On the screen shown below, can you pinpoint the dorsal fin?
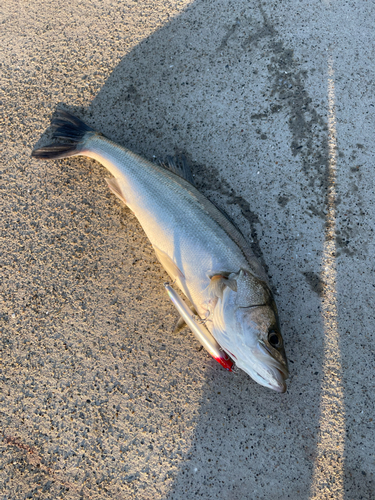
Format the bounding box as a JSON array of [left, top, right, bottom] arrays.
[[160, 155, 196, 186]]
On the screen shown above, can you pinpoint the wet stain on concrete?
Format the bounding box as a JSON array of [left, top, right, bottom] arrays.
[[240, 5, 364, 259], [242, 15, 275, 48], [278, 195, 290, 207], [307, 204, 326, 220], [216, 19, 241, 53], [245, 6, 330, 197], [303, 271, 324, 297], [335, 231, 357, 257]]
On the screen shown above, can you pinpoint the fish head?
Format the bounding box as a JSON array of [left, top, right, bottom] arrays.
[[233, 302, 289, 393], [211, 269, 289, 392]]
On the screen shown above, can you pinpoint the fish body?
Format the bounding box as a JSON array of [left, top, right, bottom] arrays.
[[32, 110, 288, 392]]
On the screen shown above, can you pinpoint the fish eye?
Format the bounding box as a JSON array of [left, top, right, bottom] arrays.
[[268, 329, 282, 348]]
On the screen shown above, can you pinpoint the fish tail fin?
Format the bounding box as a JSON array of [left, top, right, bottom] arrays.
[[31, 110, 95, 159]]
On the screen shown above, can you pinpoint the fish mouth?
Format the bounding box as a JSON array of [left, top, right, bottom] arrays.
[[256, 366, 287, 393], [270, 368, 287, 393], [236, 343, 288, 393]]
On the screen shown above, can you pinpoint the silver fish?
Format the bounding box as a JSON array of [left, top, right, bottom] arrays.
[[32, 110, 289, 392]]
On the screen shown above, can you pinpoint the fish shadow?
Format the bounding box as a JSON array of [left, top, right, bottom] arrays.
[[33, 0, 358, 498], [86, 2, 330, 499]]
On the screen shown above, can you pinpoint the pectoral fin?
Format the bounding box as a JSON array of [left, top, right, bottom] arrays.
[[106, 178, 127, 205], [207, 274, 237, 299], [153, 246, 185, 281]]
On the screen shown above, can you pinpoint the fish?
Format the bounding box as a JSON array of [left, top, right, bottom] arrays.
[[32, 109, 289, 392]]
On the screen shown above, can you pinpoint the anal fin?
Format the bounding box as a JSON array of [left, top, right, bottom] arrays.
[[106, 178, 127, 205]]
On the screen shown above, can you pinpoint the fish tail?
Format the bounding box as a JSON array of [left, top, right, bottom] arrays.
[[31, 110, 95, 159]]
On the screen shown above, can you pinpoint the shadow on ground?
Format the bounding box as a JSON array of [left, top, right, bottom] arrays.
[[82, 2, 327, 498], [17, 0, 375, 498]]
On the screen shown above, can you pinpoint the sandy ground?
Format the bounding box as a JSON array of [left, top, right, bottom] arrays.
[[1, 0, 375, 498]]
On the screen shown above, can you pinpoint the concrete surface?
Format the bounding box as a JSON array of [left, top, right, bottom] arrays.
[[1, 0, 375, 498]]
